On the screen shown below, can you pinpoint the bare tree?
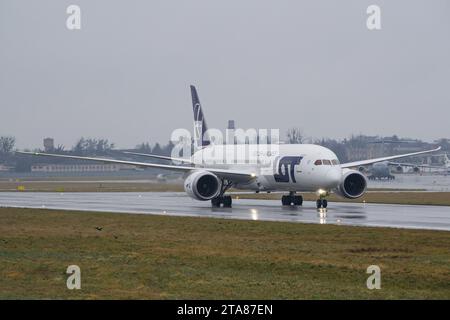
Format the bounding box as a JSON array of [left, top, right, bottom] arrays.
[[286, 128, 305, 144], [73, 137, 86, 155], [136, 142, 152, 152], [72, 137, 114, 155], [0, 136, 16, 154], [55, 144, 65, 152]]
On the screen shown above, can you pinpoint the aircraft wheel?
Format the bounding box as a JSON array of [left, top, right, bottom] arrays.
[[316, 199, 322, 209], [223, 196, 232, 208], [322, 199, 328, 208], [211, 197, 221, 207], [281, 195, 291, 206], [293, 195, 303, 206]]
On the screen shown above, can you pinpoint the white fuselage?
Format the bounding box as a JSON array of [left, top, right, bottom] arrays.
[[190, 144, 343, 192]]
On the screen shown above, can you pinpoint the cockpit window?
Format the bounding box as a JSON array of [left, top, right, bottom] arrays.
[[322, 160, 331, 165], [314, 160, 322, 165], [331, 159, 340, 165]]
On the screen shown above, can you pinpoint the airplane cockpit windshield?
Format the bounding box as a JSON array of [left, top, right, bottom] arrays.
[[314, 159, 340, 166]]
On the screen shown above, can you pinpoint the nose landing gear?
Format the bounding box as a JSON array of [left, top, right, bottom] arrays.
[[281, 192, 303, 206], [316, 199, 328, 209], [316, 189, 329, 209]]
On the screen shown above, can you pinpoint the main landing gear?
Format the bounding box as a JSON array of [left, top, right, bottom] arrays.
[[211, 180, 233, 208], [211, 195, 232, 208], [281, 191, 303, 206]]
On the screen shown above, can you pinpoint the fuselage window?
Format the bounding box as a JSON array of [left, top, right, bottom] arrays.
[[314, 160, 322, 165], [323, 160, 332, 165]]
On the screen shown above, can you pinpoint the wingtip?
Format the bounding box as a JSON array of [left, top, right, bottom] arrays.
[[16, 151, 43, 156]]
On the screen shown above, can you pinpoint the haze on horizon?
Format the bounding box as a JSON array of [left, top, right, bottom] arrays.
[[1, 0, 449, 149]]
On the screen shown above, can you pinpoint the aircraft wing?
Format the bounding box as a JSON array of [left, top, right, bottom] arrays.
[[340, 147, 441, 169], [123, 151, 194, 164], [16, 151, 255, 182]]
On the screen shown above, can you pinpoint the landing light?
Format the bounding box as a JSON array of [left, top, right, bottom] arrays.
[[316, 189, 327, 196], [250, 173, 256, 178], [250, 209, 259, 220]]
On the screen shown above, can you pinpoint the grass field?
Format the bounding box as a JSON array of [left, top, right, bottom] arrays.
[[0, 207, 449, 299], [0, 181, 184, 193]]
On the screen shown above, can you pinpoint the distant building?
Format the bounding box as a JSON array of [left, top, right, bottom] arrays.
[[0, 164, 13, 172], [227, 120, 236, 144], [31, 164, 138, 172], [43, 138, 54, 152]]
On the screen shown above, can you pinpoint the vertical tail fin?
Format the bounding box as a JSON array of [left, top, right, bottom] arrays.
[[191, 85, 210, 149]]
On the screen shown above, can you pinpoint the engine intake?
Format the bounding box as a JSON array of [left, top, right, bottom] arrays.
[[184, 170, 221, 201], [335, 169, 367, 199]]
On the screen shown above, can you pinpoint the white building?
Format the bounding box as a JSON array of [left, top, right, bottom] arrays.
[[0, 164, 13, 172]]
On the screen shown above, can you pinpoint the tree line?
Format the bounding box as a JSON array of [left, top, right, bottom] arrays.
[[0, 132, 448, 172]]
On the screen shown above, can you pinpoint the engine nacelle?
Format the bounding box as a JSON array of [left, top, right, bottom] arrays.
[[335, 169, 367, 199], [184, 170, 222, 201]]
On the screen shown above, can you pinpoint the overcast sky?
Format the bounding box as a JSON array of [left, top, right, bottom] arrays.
[[1, 0, 449, 149]]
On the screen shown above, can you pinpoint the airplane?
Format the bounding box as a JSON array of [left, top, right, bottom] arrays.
[[359, 161, 396, 180], [359, 154, 449, 180], [391, 153, 450, 174], [437, 154, 450, 174], [17, 85, 441, 209]]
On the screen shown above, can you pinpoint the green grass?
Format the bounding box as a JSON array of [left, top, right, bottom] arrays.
[[0, 181, 184, 193], [0, 207, 449, 299]]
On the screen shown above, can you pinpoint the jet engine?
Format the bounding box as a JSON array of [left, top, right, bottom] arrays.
[[184, 170, 222, 201], [335, 169, 367, 199]]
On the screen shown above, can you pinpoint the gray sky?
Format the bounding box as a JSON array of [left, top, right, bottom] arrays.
[[1, 0, 449, 149]]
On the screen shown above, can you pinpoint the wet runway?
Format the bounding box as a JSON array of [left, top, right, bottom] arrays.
[[0, 192, 449, 231]]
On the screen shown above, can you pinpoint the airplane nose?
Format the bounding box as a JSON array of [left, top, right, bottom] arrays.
[[326, 168, 342, 187]]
